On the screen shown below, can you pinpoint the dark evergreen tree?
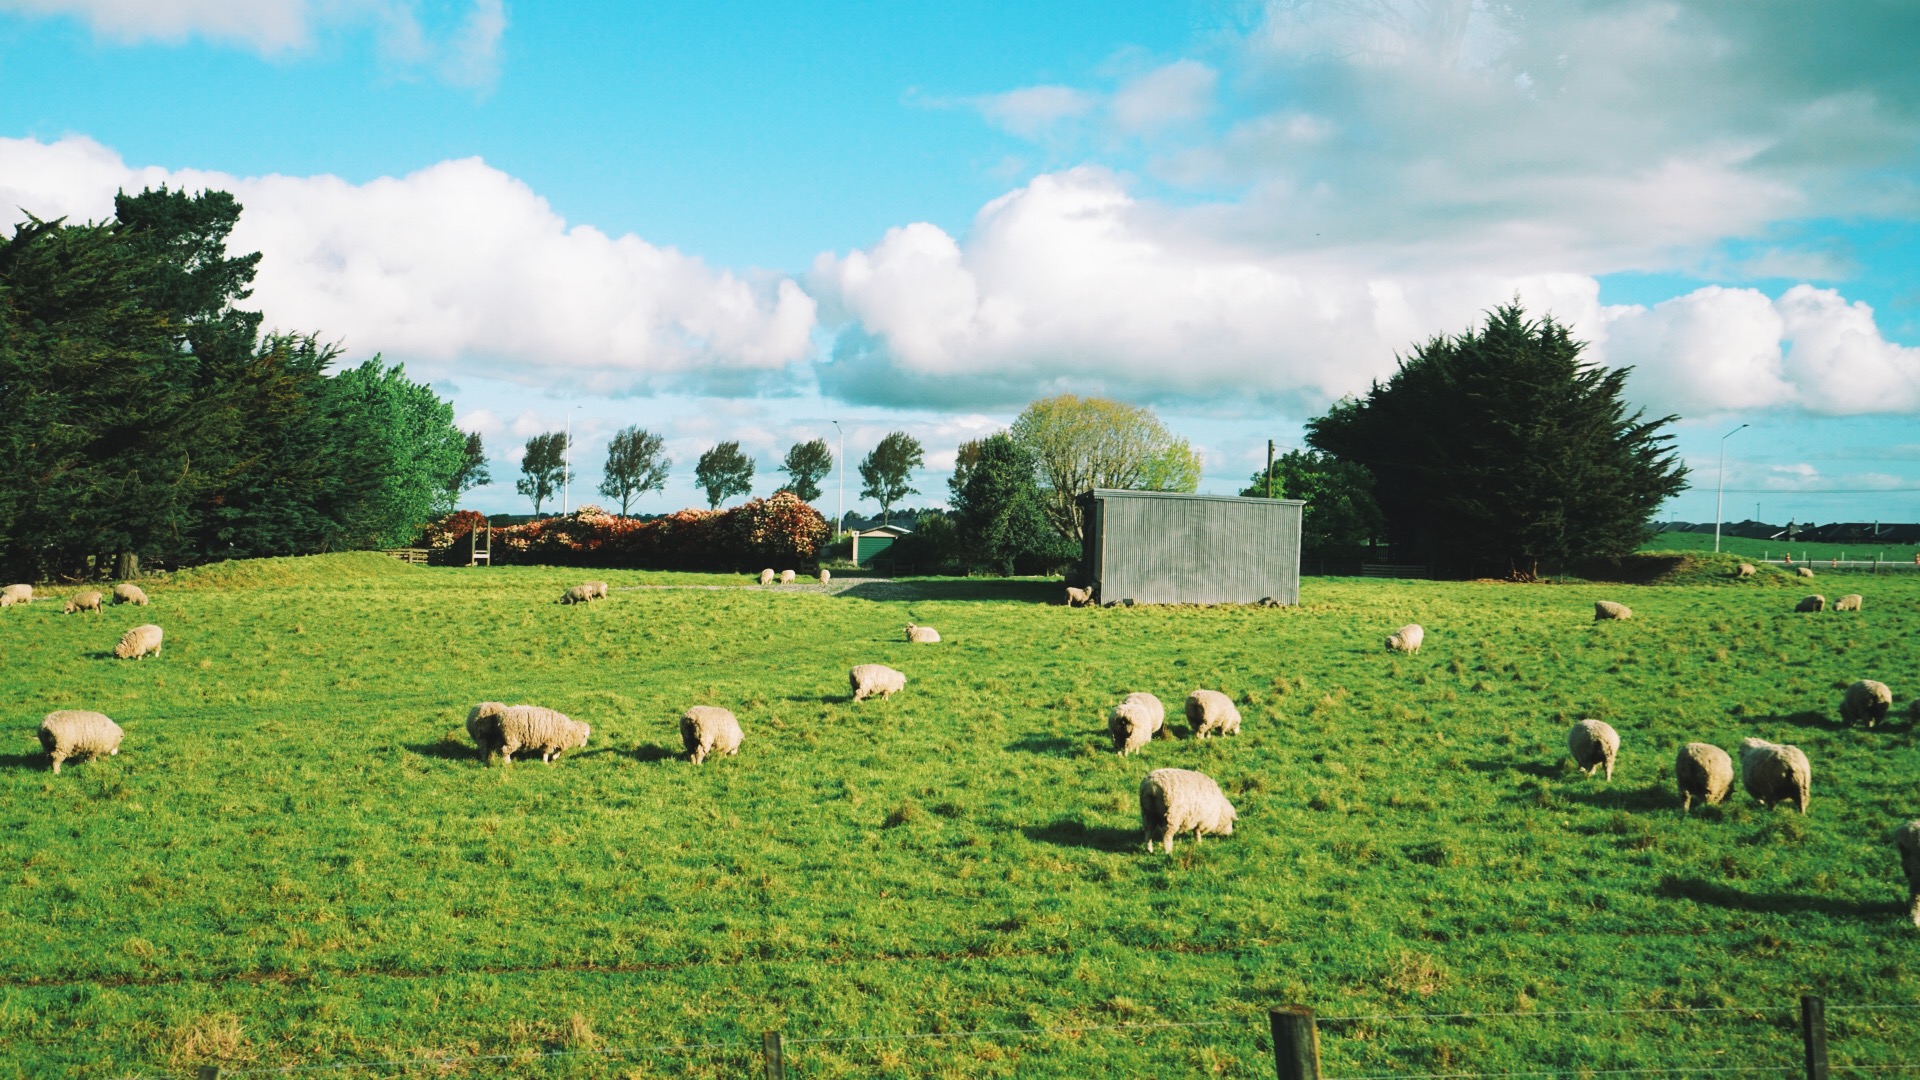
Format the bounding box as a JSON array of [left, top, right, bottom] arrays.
[[1305, 302, 1689, 577], [947, 433, 1065, 574], [1242, 449, 1385, 563]]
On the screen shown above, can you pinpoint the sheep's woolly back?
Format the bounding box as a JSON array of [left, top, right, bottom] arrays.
[[760, 569, 775, 586], [1835, 594, 1863, 612], [1674, 742, 1733, 813], [1185, 690, 1241, 739], [779, 570, 796, 584], [1895, 820, 1920, 928], [1139, 768, 1237, 853], [584, 582, 609, 600], [1795, 595, 1826, 613], [466, 702, 510, 756], [849, 664, 906, 702], [112, 583, 148, 605], [1594, 600, 1632, 621], [1798, 566, 1815, 578], [64, 590, 104, 614], [905, 624, 941, 644], [1841, 680, 1893, 727], [680, 706, 745, 764], [818, 569, 831, 585], [1739, 737, 1811, 814], [1567, 720, 1620, 781], [1065, 586, 1091, 607], [38, 710, 123, 774], [1109, 692, 1166, 755], [560, 585, 595, 605], [1386, 623, 1424, 653], [1737, 563, 1756, 577], [1, 583, 31, 607], [114, 624, 163, 660], [497, 705, 590, 764]]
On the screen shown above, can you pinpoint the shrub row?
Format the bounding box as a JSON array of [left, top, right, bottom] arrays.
[[423, 493, 830, 571]]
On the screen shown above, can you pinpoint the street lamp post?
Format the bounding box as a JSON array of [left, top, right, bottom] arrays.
[[1714, 423, 1749, 553], [831, 420, 845, 538]]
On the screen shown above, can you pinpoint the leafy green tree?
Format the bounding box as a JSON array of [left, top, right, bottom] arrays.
[[948, 433, 1066, 575], [599, 426, 670, 515], [1306, 302, 1689, 577], [451, 432, 490, 500], [1009, 394, 1200, 542], [694, 441, 754, 509], [778, 438, 833, 503], [858, 431, 924, 526], [1242, 449, 1385, 562], [517, 432, 569, 515]]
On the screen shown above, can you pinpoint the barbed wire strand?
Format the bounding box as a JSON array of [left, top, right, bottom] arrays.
[[1335, 1067, 1797, 1080], [1827, 1004, 1920, 1012], [1318, 1005, 1783, 1023], [783, 1016, 1248, 1047]]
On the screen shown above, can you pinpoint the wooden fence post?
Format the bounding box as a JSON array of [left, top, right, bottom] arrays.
[[762, 1029, 785, 1080], [1800, 995, 1829, 1080], [1269, 1007, 1320, 1080]]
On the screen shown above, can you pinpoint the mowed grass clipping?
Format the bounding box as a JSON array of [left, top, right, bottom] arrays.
[[1, 557, 1918, 1077]]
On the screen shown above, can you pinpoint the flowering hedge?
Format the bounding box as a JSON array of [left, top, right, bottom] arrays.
[[432, 493, 830, 570]]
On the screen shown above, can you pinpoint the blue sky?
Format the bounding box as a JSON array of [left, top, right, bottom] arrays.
[[3, 1, 1919, 526]]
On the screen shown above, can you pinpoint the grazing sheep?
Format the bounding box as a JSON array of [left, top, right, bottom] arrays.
[[1795, 595, 1827, 613], [1, 583, 31, 607], [584, 581, 609, 600], [1139, 768, 1238, 853], [1674, 742, 1734, 814], [113, 624, 163, 660], [111, 583, 148, 606], [466, 702, 509, 757], [680, 706, 745, 764], [779, 569, 796, 585], [905, 623, 941, 644], [1739, 737, 1811, 814], [760, 568, 775, 586], [1594, 600, 1632, 621], [1836, 594, 1863, 612], [1842, 679, 1893, 728], [1185, 690, 1242, 739], [1737, 563, 1756, 577], [1798, 566, 1815, 578], [63, 590, 104, 615], [497, 705, 590, 765], [1108, 692, 1166, 755], [1065, 585, 1092, 607], [849, 664, 906, 702], [1567, 719, 1620, 781], [37, 710, 123, 774], [819, 568, 831, 585], [1895, 820, 1920, 928], [1386, 623, 1425, 654], [559, 584, 597, 605]]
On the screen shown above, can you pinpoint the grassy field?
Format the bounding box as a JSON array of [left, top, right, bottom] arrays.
[[2, 552, 1918, 1077], [1643, 529, 1920, 565]]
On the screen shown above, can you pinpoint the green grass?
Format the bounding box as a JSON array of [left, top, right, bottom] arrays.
[[1642, 529, 1920, 565], [3, 555, 1919, 1077]]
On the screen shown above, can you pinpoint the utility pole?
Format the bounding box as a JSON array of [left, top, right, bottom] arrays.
[[563, 409, 573, 515], [1266, 440, 1276, 499], [1714, 423, 1748, 552], [832, 420, 845, 538]]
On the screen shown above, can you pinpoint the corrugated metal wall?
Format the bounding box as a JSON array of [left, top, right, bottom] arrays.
[[1077, 490, 1303, 605]]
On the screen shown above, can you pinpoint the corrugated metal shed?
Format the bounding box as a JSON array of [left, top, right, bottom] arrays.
[[1077, 489, 1304, 605]]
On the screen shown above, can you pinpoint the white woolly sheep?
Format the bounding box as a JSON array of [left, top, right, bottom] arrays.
[[1836, 594, 1863, 612], [849, 664, 906, 702], [1, 583, 31, 607], [779, 569, 796, 585], [1795, 595, 1827, 613], [905, 623, 941, 644], [1386, 623, 1424, 654], [497, 705, 590, 765], [1739, 737, 1811, 814], [1567, 719, 1620, 781], [680, 705, 745, 764], [559, 584, 598, 605], [584, 581, 609, 600], [760, 568, 775, 586], [1109, 692, 1165, 755], [1594, 600, 1632, 621], [1065, 586, 1091, 607], [819, 568, 831, 585], [38, 710, 123, 774], [1139, 768, 1238, 853], [1798, 566, 1815, 578], [114, 623, 163, 660], [1842, 679, 1893, 728], [63, 590, 104, 615], [1674, 742, 1733, 814], [111, 583, 148, 606], [1895, 820, 1920, 929], [1737, 563, 1756, 577], [466, 702, 509, 757], [1184, 690, 1241, 739]]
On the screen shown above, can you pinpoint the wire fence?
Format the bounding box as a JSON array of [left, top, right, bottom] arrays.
[[127, 994, 1917, 1079]]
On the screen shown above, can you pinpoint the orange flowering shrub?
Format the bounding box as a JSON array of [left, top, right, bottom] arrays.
[[444, 493, 828, 570]]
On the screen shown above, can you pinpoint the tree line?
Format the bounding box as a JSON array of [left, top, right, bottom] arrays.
[[0, 188, 473, 581]]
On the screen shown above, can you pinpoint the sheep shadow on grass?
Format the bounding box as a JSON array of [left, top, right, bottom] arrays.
[[1748, 710, 1837, 732], [631, 743, 679, 763], [1659, 876, 1905, 921], [404, 740, 481, 762], [1004, 733, 1078, 756], [1463, 758, 1559, 780], [1561, 782, 1675, 813], [0, 752, 46, 771], [1023, 817, 1139, 852]]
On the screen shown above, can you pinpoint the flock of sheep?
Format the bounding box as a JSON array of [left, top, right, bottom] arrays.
[[14, 567, 1920, 927]]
